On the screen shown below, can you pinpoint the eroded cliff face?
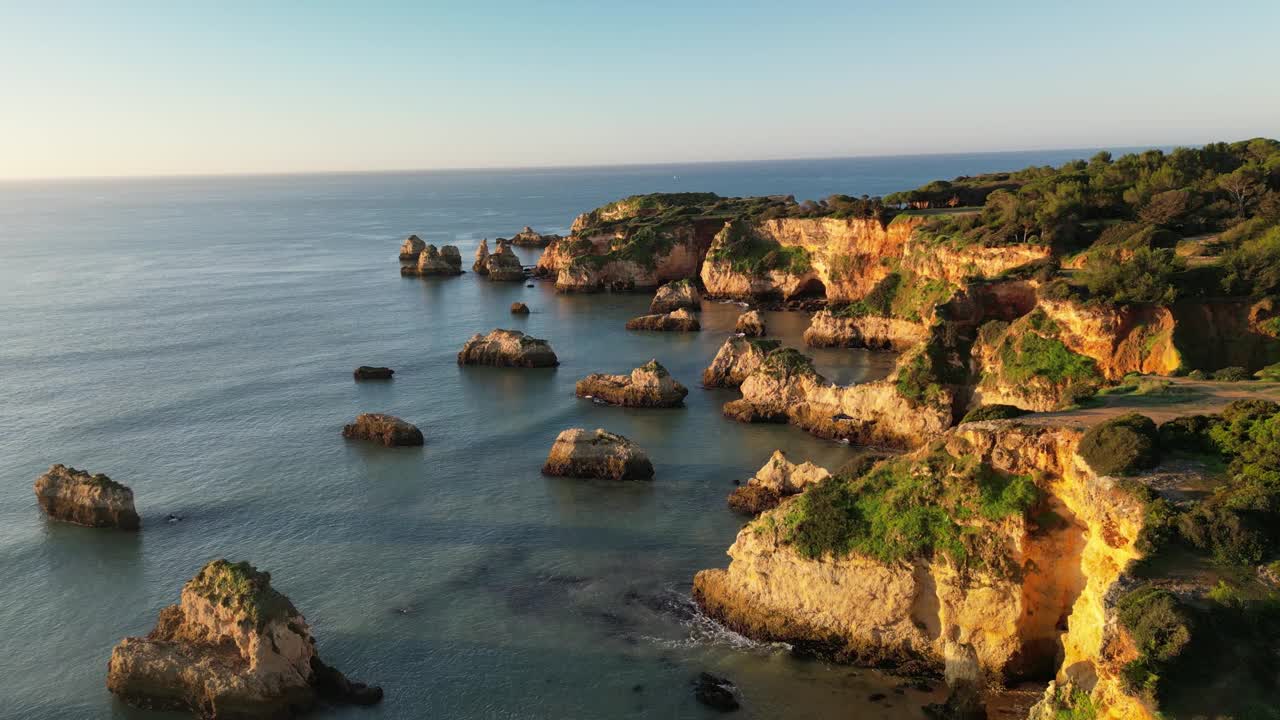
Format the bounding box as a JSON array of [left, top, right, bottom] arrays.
[[538, 220, 721, 292], [803, 310, 929, 350], [1036, 299, 1181, 381], [901, 239, 1051, 287]]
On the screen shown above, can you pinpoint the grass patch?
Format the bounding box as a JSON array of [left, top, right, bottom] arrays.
[[185, 559, 298, 630]]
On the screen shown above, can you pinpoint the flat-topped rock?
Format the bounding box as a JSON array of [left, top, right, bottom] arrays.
[[510, 302, 530, 314], [398, 234, 425, 261], [649, 279, 702, 313], [457, 329, 558, 367], [542, 428, 654, 481], [702, 337, 780, 388], [727, 450, 831, 514], [625, 308, 700, 332], [735, 310, 766, 337], [484, 242, 525, 281], [107, 559, 382, 717], [353, 366, 394, 380], [341, 414, 424, 447], [508, 226, 562, 248], [34, 464, 140, 530], [576, 360, 689, 408]]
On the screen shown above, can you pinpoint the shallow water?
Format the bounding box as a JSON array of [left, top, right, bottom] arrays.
[[0, 151, 1111, 719]]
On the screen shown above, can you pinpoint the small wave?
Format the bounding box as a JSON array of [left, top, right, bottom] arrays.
[[642, 589, 791, 654]]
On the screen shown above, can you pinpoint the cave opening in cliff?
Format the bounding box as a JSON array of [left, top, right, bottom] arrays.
[[791, 278, 827, 300]]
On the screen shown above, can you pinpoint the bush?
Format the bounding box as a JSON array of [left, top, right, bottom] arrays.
[[961, 404, 1030, 423], [1079, 247, 1184, 306], [1187, 369, 1207, 380], [1212, 366, 1252, 382], [1158, 415, 1215, 454], [1078, 413, 1160, 476], [1116, 585, 1194, 703], [1257, 362, 1280, 381]]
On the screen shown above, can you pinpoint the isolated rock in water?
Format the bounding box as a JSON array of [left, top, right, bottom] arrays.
[[398, 234, 425, 261], [484, 243, 525, 281], [107, 559, 382, 717], [509, 226, 562, 247], [510, 302, 530, 314], [473, 239, 490, 274], [625, 308, 700, 332], [342, 413, 424, 447], [34, 464, 140, 530], [439, 245, 462, 272], [702, 337, 780, 388], [693, 672, 740, 712], [402, 244, 464, 276], [575, 360, 689, 408], [542, 428, 654, 480], [735, 310, 766, 337], [353, 366, 394, 380], [727, 450, 830, 514], [649, 279, 702, 313], [457, 329, 559, 367]]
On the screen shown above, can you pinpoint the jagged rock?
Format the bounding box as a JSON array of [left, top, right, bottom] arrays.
[[649, 279, 702, 313], [484, 243, 525, 281], [692, 673, 740, 712], [702, 337, 780, 388], [575, 360, 688, 408], [353, 366, 394, 380], [508, 226, 562, 247], [510, 302, 530, 314], [341, 414, 424, 447], [473, 239, 490, 274], [803, 310, 927, 350], [33, 464, 139, 530], [924, 641, 987, 720], [625, 308, 700, 332], [727, 451, 830, 514], [400, 244, 463, 276], [457, 329, 558, 367], [398, 234, 425, 261], [107, 559, 382, 717], [735, 310, 766, 337], [542, 428, 653, 480]]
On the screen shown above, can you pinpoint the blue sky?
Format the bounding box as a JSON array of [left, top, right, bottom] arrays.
[[2, 0, 1277, 178]]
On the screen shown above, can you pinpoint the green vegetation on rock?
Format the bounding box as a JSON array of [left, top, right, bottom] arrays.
[[706, 221, 812, 276], [1078, 413, 1160, 476], [185, 559, 298, 630], [960, 404, 1030, 423]]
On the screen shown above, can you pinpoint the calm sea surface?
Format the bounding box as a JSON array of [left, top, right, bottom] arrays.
[[0, 150, 1115, 719]]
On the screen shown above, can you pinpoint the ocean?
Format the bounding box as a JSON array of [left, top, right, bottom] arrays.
[[0, 149, 1117, 719]]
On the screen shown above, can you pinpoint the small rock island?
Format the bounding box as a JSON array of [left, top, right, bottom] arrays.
[[625, 308, 700, 332], [34, 464, 140, 530], [576, 360, 688, 407], [457, 329, 558, 367], [542, 428, 654, 480], [342, 413, 424, 447]]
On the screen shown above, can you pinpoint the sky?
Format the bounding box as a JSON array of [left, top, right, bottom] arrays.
[[1, 0, 1278, 179]]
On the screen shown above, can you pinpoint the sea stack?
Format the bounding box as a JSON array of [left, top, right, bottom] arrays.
[[625, 308, 700, 332], [702, 337, 780, 388], [727, 450, 831, 514], [402, 244, 464, 276], [457, 329, 558, 367], [484, 241, 525, 281], [735, 310, 766, 337], [107, 559, 382, 717], [649, 279, 702, 313], [398, 234, 425, 261], [575, 360, 688, 408], [473, 239, 490, 274], [341, 414, 424, 447], [510, 302, 530, 314], [542, 428, 654, 481], [33, 464, 140, 530]]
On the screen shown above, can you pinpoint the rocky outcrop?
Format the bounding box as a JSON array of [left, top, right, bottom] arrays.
[[107, 559, 381, 717], [484, 242, 525, 281], [702, 337, 780, 388], [803, 310, 928, 351], [473, 239, 490, 274], [649, 279, 702, 313], [727, 451, 830, 514], [400, 244, 463, 276], [510, 302, 529, 314], [507, 226, 562, 247], [457, 329, 559, 367], [575, 360, 688, 408], [971, 310, 1106, 411], [900, 237, 1051, 287], [34, 464, 139, 530], [342, 414, 423, 447], [625, 308, 700, 332], [735, 310, 765, 337], [541, 428, 654, 480], [398, 234, 425, 261], [352, 366, 393, 380]]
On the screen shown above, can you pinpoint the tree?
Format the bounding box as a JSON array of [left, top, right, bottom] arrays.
[[1219, 164, 1265, 217], [1082, 247, 1185, 305], [1138, 189, 1192, 229]]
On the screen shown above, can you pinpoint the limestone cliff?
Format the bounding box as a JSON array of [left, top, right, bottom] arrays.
[[804, 310, 929, 351]]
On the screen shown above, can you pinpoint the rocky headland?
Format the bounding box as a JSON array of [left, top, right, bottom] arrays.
[[457, 329, 559, 367], [34, 464, 140, 530], [542, 428, 654, 480], [341, 414, 424, 447], [576, 360, 688, 408]]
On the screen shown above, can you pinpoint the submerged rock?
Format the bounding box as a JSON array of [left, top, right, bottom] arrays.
[[692, 672, 740, 712], [34, 464, 140, 530], [510, 302, 530, 314], [341, 413, 424, 447], [484, 242, 525, 281], [398, 234, 425, 261], [625, 308, 700, 332], [352, 366, 394, 380], [575, 360, 688, 408], [457, 329, 558, 367], [107, 559, 382, 717], [473, 239, 490, 274], [735, 310, 766, 337], [649, 279, 702, 313], [727, 450, 830, 514], [701, 337, 780, 388], [542, 428, 653, 481]]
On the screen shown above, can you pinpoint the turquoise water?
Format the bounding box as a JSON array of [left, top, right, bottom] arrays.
[[0, 151, 1111, 719]]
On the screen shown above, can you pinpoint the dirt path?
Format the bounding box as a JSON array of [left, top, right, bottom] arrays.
[[1023, 377, 1280, 428]]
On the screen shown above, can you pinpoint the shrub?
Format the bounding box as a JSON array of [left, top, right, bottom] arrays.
[[1257, 362, 1280, 381], [1116, 585, 1193, 704], [1212, 366, 1252, 382], [961, 404, 1030, 423], [1080, 247, 1185, 306], [1078, 413, 1160, 476], [1186, 369, 1207, 380], [1157, 415, 1215, 453]]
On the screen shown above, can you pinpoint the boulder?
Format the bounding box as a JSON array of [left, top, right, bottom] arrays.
[[33, 464, 140, 530], [402, 244, 464, 276], [107, 559, 382, 717], [727, 451, 830, 514], [692, 672, 740, 712], [510, 302, 530, 314], [735, 310, 766, 337], [457, 329, 559, 367], [508, 226, 562, 248], [398, 234, 425, 261], [542, 428, 654, 481], [649, 279, 702, 313], [575, 360, 689, 408], [352, 366, 394, 380], [341, 414, 424, 447], [625, 308, 700, 332], [472, 239, 490, 274], [702, 338, 780, 388], [484, 243, 525, 281]]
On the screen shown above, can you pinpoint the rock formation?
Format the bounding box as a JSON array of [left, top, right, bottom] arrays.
[[400, 244, 463, 276], [457, 329, 558, 367], [341, 414, 424, 447], [649, 279, 702, 313], [507, 226, 562, 247], [625, 308, 700, 332], [542, 428, 654, 481], [727, 451, 830, 514], [33, 464, 140, 530], [107, 559, 382, 717], [575, 360, 688, 408], [510, 302, 530, 314], [803, 310, 928, 350], [352, 366, 394, 380], [472, 239, 490, 274], [702, 337, 780, 388], [734, 310, 765, 337], [398, 234, 425, 261], [483, 241, 525, 281]]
